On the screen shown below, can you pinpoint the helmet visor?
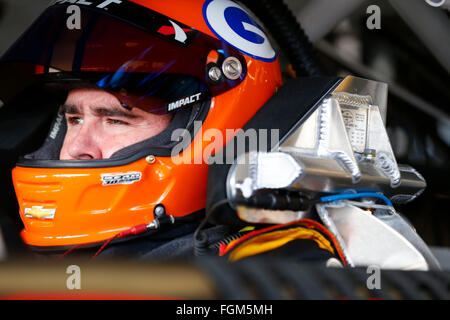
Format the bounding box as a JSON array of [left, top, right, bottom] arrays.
[[0, 2, 247, 114]]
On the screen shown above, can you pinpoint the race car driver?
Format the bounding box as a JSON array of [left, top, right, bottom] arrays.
[[0, 0, 340, 263]]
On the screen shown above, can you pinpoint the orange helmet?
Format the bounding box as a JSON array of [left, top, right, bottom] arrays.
[[0, 0, 282, 249]]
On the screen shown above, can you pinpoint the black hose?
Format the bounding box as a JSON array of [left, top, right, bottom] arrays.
[[240, 0, 326, 77], [235, 191, 311, 211]]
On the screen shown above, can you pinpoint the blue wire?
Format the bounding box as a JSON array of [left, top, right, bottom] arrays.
[[320, 192, 393, 207]]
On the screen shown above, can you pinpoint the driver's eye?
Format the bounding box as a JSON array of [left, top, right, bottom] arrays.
[[106, 118, 129, 125], [67, 116, 83, 125]]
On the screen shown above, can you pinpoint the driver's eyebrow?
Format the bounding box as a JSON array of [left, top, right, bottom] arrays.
[[92, 107, 141, 119], [60, 104, 140, 119], [60, 104, 80, 115]]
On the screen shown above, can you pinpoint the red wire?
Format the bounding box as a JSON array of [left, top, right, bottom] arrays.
[[59, 243, 89, 260], [58, 234, 120, 261], [91, 223, 149, 260], [59, 223, 149, 260], [298, 219, 349, 266], [90, 234, 120, 261]]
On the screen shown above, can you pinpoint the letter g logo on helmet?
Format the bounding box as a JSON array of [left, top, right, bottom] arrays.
[[203, 0, 277, 62]]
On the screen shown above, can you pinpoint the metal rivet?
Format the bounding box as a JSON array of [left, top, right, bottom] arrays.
[[146, 155, 156, 164], [154, 204, 166, 218], [222, 56, 242, 80], [208, 66, 222, 82]]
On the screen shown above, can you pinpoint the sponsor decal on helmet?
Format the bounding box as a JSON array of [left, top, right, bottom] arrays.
[[167, 93, 203, 112], [203, 0, 276, 62], [49, 113, 64, 140], [101, 172, 142, 186], [24, 206, 56, 220]]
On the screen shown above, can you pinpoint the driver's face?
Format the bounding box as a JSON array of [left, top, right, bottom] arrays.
[[59, 89, 172, 160]]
